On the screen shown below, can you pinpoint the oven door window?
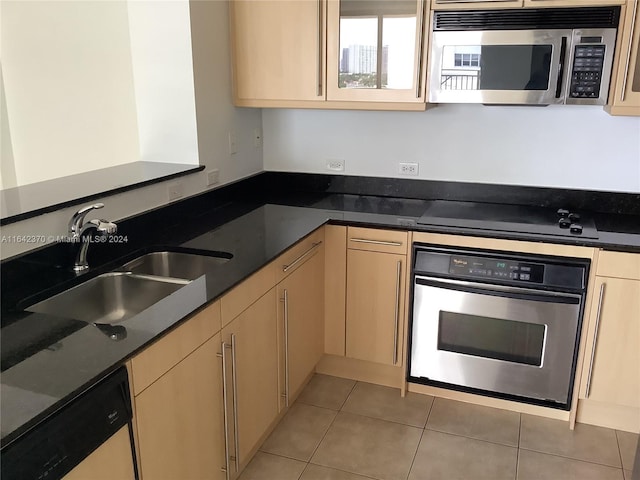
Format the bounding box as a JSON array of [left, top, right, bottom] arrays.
[[438, 311, 546, 366]]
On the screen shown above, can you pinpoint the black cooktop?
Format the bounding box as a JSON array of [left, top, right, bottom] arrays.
[[417, 200, 599, 239]]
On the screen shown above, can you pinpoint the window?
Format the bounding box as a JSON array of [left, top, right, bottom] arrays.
[[454, 53, 480, 67]]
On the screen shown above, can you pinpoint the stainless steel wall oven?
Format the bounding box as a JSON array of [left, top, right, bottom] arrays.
[[408, 245, 589, 410]]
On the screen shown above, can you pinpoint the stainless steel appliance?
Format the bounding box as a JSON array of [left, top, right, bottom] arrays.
[[409, 246, 589, 409], [429, 6, 620, 105]]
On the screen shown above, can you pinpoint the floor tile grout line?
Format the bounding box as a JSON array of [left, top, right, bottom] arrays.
[[518, 445, 625, 469], [306, 461, 381, 480], [615, 429, 626, 471], [338, 379, 359, 411], [423, 396, 435, 428], [338, 408, 431, 432], [306, 403, 342, 465], [423, 425, 520, 449], [404, 426, 426, 480], [297, 460, 311, 480]]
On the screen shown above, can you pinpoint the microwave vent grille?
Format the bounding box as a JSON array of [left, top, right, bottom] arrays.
[[433, 7, 620, 31]]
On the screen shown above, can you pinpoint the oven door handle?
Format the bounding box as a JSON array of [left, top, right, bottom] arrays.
[[415, 276, 581, 305]]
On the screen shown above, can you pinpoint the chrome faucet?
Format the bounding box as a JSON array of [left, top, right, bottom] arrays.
[[68, 203, 117, 272]]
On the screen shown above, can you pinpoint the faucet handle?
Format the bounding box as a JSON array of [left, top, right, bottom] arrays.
[[68, 203, 105, 237], [88, 219, 118, 235]]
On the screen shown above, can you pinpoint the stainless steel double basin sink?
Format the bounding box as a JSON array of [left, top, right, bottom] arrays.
[[26, 250, 232, 325]]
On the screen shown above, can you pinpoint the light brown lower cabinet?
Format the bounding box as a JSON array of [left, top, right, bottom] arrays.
[[277, 244, 325, 408], [63, 427, 136, 480], [578, 251, 640, 432], [346, 248, 406, 366], [222, 288, 280, 469], [135, 333, 226, 480]]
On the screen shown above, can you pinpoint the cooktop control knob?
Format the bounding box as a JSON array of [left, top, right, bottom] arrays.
[[570, 224, 583, 234], [557, 208, 570, 218], [559, 218, 572, 228], [568, 213, 581, 222]]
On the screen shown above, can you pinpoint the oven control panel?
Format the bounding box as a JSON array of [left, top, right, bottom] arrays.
[[449, 255, 545, 283]]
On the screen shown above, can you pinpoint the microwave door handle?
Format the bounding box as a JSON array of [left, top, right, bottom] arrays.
[[555, 36, 568, 99]]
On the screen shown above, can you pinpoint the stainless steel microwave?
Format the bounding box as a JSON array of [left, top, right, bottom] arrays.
[[428, 7, 620, 106]]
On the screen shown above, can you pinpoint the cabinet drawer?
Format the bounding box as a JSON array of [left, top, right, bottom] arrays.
[[347, 227, 408, 255], [275, 228, 325, 283], [221, 262, 277, 327], [130, 300, 221, 396], [597, 251, 640, 280]]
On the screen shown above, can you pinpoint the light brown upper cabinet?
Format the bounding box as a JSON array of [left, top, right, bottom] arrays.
[[432, 0, 624, 10], [431, 0, 523, 10], [230, 0, 429, 110], [325, 0, 428, 105], [608, 0, 640, 115], [523, 0, 624, 6], [230, 0, 325, 106]]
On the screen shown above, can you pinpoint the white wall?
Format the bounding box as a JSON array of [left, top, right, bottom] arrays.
[[263, 105, 640, 193], [0, 0, 262, 260], [127, 0, 199, 165], [0, 0, 140, 187]]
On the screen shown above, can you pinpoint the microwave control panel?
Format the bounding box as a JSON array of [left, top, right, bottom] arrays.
[[569, 45, 605, 99]]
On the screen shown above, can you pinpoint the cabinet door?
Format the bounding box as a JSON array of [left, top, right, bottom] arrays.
[[135, 334, 226, 480], [326, 0, 428, 102], [581, 277, 640, 408], [346, 249, 406, 366], [231, 0, 325, 104], [222, 289, 279, 468], [63, 427, 135, 480], [609, 0, 640, 115], [278, 245, 325, 408], [431, 0, 523, 10], [523, 0, 624, 6]]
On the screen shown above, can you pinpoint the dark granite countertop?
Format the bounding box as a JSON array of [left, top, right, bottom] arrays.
[[2, 174, 639, 450]]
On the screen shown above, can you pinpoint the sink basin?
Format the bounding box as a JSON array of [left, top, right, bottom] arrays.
[[121, 250, 232, 281], [26, 272, 188, 324]]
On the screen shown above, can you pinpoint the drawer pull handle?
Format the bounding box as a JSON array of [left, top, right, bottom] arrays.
[[621, 0, 638, 102], [585, 283, 606, 398], [218, 344, 231, 480], [316, 0, 323, 97], [283, 241, 322, 272], [282, 290, 290, 407], [393, 260, 402, 365], [350, 238, 402, 247], [415, 0, 426, 98], [230, 334, 240, 472]]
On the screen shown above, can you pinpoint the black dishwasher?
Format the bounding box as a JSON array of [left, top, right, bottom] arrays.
[[1, 366, 138, 479]]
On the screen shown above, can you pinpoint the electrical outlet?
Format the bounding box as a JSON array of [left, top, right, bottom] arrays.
[[228, 131, 238, 155], [326, 159, 345, 172], [206, 169, 220, 186], [399, 162, 419, 176], [253, 129, 262, 148], [167, 181, 184, 201]]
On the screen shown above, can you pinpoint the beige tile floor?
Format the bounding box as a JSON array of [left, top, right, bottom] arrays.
[[239, 374, 639, 480]]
